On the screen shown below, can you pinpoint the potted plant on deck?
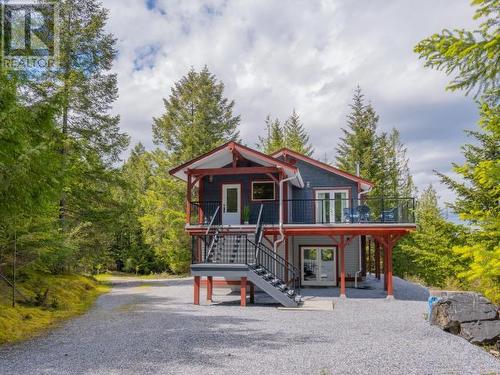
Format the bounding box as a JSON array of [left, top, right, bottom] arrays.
[[242, 206, 250, 225]]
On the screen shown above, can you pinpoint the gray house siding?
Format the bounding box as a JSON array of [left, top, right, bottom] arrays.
[[200, 162, 279, 223]]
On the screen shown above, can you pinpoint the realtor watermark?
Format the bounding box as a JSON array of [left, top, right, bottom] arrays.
[[1, 0, 59, 70]]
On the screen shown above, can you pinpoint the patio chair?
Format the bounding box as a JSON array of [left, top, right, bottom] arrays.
[[343, 207, 359, 223], [357, 205, 371, 222], [381, 207, 398, 222]]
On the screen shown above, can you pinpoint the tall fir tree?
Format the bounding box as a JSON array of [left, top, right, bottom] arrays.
[[415, 0, 499, 302], [336, 87, 382, 193], [283, 109, 314, 156], [257, 115, 285, 154], [437, 92, 499, 302], [143, 67, 241, 273], [153, 66, 240, 164]]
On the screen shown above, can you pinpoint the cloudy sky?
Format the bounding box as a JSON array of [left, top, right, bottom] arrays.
[[105, 0, 479, 208]]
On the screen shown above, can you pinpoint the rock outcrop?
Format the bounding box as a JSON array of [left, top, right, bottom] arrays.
[[430, 292, 499, 345]]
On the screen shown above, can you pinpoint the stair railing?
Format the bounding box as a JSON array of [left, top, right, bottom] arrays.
[[206, 205, 220, 235], [248, 239, 300, 297]]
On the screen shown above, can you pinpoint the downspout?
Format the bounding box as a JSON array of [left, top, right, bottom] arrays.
[[356, 164, 372, 287], [273, 175, 297, 254]]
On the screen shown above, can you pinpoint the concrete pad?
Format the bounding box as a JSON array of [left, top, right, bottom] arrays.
[[277, 298, 334, 311]]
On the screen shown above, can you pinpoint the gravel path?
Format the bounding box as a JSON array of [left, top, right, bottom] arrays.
[[0, 276, 498, 375]]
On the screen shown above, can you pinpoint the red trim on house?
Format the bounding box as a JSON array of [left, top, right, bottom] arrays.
[[169, 141, 298, 177], [271, 148, 374, 187], [190, 166, 282, 177], [194, 276, 200, 305], [240, 277, 247, 307]]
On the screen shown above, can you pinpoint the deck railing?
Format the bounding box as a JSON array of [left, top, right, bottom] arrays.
[[189, 197, 415, 225]]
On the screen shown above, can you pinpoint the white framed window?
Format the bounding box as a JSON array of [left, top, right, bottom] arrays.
[[251, 181, 275, 201]]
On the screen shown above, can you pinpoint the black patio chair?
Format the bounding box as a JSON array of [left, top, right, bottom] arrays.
[[381, 207, 398, 222], [357, 205, 371, 222]]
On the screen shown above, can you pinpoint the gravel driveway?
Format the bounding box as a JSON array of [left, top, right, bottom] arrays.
[[0, 276, 498, 375]]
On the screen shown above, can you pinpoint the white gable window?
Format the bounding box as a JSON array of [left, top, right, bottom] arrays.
[[252, 181, 275, 201]]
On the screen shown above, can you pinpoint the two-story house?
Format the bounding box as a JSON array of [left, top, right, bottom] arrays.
[[169, 141, 416, 307]]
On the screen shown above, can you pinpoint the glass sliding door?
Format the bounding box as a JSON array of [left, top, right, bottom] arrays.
[[315, 190, 350, 223], [301, 246, 336, 286]]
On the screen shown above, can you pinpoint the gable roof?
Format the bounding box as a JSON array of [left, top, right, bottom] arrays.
[[169, 141, 304, 187], [271, 148, 374, 191]]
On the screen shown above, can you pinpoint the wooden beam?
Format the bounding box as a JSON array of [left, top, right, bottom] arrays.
[[186, 173, 192, 224], [194, 276, 200, 305], [339, 234, 346, 298], [189, 167, 281, 176], [265, 173, 278, 182], [240, 277, 247, 307], [387, 237, 394, 297]]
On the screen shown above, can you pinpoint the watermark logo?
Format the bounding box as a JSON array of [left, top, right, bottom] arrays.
[[1, 0, 59, 70]]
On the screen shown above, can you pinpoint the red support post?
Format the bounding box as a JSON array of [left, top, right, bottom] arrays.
[[194, 276, 200, 305], [186, 173, 192, 224], [375, 241, 381, 280], [387, 236, 394, 298], [207, 276, 213, 302], [339, 235, 346, 298], [240, 277, 247, 307], [383, 245, 388, 291]]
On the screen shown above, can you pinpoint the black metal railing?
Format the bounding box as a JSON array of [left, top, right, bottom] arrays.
[[190, 197, 415, 225], [249, 239, 300, 295]]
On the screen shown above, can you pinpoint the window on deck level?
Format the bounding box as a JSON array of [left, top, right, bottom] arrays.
[[252, 181, 275, 200]]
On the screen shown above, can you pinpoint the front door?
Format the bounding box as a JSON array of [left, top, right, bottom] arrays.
[[222, 184, 241, 225], [301, 246, 336, 286]]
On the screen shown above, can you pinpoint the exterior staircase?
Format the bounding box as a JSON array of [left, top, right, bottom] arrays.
[[191, 225, 301, 308]]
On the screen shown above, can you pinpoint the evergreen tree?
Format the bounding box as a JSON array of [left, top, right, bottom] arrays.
[[414, 0, 499, 97], [336, 87, 380, 180], [0, 71, 66, 275], [377, 128, 415, 198], [415, 0, 499, 302], [283, 109, 313, 156], [144, 67, 241, 273], [438, 92, 499, 302], [394, 186, 465, 287], [110, 144, 162, 274], [257, 115, 285, 154], [153, 66, 240, 164]]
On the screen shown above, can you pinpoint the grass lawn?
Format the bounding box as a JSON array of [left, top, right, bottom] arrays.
[[0, 273, 110, 345]]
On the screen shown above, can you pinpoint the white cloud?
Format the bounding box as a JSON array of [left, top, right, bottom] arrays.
[[104, 0, 479, 206]]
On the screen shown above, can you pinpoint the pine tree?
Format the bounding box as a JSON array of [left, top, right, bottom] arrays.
[[414, 0, 499, 97], [336, 87, 381, 187], [415, 0, 500, 302], [153, 66, 240, 164], [437, 92, 499, 302], [144, 68, 241, 273], [377, 128, 415, 198], [283, 109, 314, 156], [257, 115, 285, 154], [0, 71, 65, 275]]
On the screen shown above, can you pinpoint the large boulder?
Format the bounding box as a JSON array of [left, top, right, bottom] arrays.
[[430, 292, 498, 333], [460, 320, 500, 344]]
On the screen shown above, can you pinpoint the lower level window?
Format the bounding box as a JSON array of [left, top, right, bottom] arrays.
[[252, 181, 275, 200]]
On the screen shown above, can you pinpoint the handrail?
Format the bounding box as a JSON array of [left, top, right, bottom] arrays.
[[204, 229, 220, 262], [206, 205, 220, 235]]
